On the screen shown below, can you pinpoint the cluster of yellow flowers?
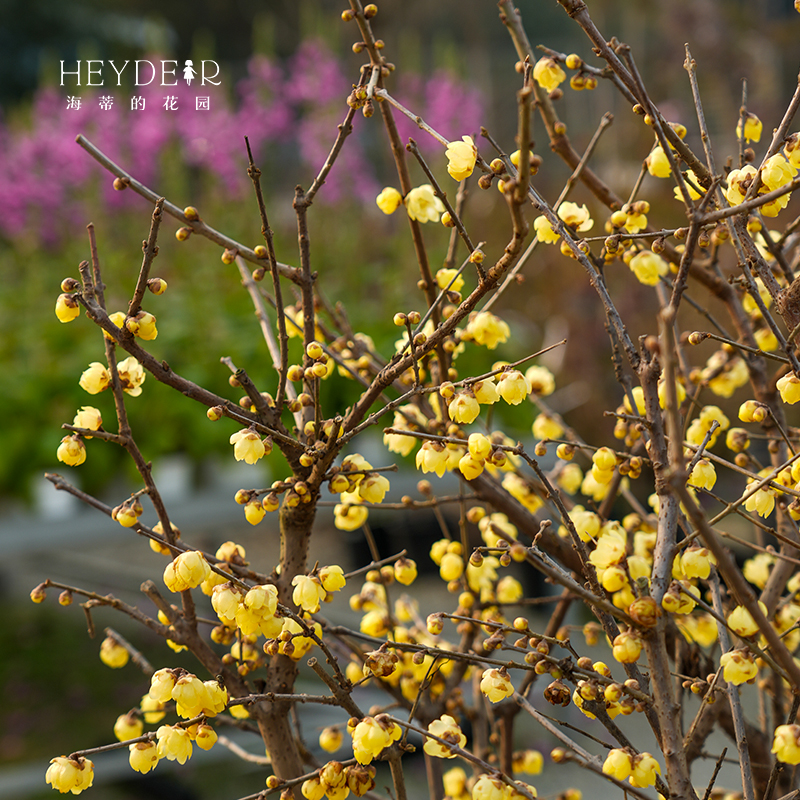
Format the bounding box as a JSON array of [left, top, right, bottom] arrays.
[[349, 715, 403, 764], [301, 760, 376, 799], [79, 357, 145, 396], [602, 748, 661, 789], [332, 454, 391, 531]]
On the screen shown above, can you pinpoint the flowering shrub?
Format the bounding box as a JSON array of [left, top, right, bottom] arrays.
[[31, 1, 800, 800]]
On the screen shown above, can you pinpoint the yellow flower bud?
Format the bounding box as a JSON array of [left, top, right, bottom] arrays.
[[99, 636, 129, 668], [376, 187, 402, 215], [129, 741, 159, 773], [55, 293, 81, 323]]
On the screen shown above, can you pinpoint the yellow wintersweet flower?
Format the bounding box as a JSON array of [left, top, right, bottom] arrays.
[[612, 630, 642, 663], [743, 475, 776, 519], [630, 753, 661, 788], [532, 56, 566, 92], [79, 361, 111, 394], [473, 378, 500, 404], [628, 250, 668, 286], [394, 557, 418, 585], [45, 756, 94, 794], [525, 364, 555, 396], [725, 165, 758, 205], [742, 552, 775, 588], [645, 145, 671, 178], [211, 584, 241, 626], [588, 529, 627, 569], [773, 724, 800, 764], [149, 668, 178, 704], [244, 500, 265, 525], [73, 406, 102, 435], [681, 545, 714, 580], [468, 433, 492, 460], [334, 501, 368, 531], [448, 390, 481, 424], [229, 429, 267, 464], [99, 636, 129, 668], [114, 711, 144, 742], [674, 169, 706, 201], [736, 112, 763, 143], [319, 565, 346, 592], [496, 370, 531, 405], [479, 667, 514, 703], [103, 311, 126, 341], [436, 267, 464, 293], [532, 413, 563, 440], [533, 214, 562, 244], [458, 453, 484, 480], [416, 441, 449, 477], [557, 201, 593, 232], [569, 506, 601, 541], [497, 575, 523, 603], [777, 372, 800, 404], [140, 693, 166, 724], [172, 674, 213, 718], [127, 311, 158, 340], [157, 724, 193, 764], [117, 356, 146, 396], [687, 458, 716, 491], [602, 749, 633, 781], [423, 715, 467, 758], [129, 741, 159, 774], [720, 649, 758, 685], [513, 750, 544, 775], [405, 184, 445, 223], [446, 136, 478, 181], [623, 204, 648, 234], [785, 132, 800, 167], [56, 435, 86, 467], [727, 602, 766, 637], [292, 574, 326, 613], [443, 767, 468, 797], [755, 326, 779, 352], [706, 355, 748, 398], [464, 310, 510, 349], [358, 473, 390, 503], [472, 774, 509, 800], [761, 154, 795, 193], [194, 723, 218, 751], [55, 293, 80, 323], [439, 551, 464, 581], [319, 726, 344, 753], [163, 550, 211, 592], [351, 716, 399, 765], [376, 187, 402, 215]]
